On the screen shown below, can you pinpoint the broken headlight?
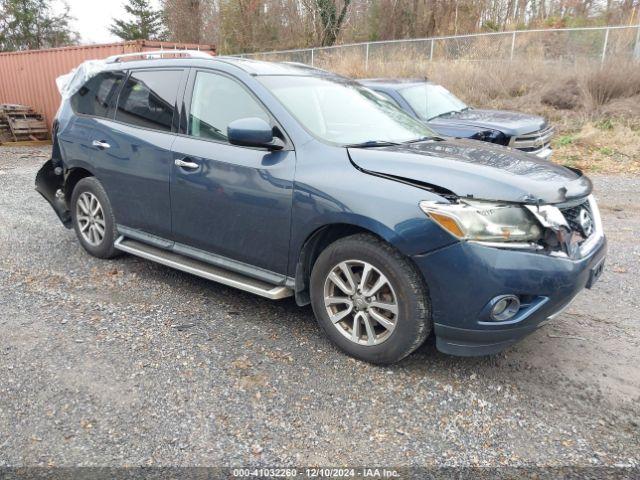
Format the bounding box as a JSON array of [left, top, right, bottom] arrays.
[[470, 129, 508, 146], [420, 199, 543, 243]]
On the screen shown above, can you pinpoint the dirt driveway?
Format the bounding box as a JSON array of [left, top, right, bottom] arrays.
[[0, 146, 638, 468]]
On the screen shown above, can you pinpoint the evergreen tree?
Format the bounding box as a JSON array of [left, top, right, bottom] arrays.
[[109, 0, 165, 41], [0, 0, 78, 52]]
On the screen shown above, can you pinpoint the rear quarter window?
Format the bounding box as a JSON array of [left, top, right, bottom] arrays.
[[70, 71, 125, 118]]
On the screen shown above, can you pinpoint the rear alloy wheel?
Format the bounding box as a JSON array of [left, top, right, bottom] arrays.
[[310, 233, 431, 364], [76, 192, 106, 247], [70, 177, 119, 259]]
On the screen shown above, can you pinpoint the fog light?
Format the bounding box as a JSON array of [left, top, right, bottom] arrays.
[[490, 295, 521, 321]]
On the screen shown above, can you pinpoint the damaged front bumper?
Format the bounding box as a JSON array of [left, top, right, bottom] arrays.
[[413, 193, 606, 356], [414, 231, 606, 356]]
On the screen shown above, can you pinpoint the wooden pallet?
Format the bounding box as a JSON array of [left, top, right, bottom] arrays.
[[0, 104, 49, 143]]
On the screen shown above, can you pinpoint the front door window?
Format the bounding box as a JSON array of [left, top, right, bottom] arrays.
[[189, 71, 271, 142]]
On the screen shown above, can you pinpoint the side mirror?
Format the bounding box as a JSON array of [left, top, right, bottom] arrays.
[[227, 117, 283, 150]]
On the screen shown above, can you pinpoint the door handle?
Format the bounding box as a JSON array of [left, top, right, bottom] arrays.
[[92, 140, 110, 149], [174, 158, 199, 170]]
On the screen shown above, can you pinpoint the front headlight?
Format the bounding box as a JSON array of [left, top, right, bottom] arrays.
[[420, 199, 543, 242]]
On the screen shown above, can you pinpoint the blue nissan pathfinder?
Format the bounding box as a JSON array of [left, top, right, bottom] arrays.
[[36, 53, 606, 364]]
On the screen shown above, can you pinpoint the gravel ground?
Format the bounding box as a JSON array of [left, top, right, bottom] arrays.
[[0, 146, 638, 468]]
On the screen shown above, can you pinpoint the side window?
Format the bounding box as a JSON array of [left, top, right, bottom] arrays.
[[115, 70, 182, 132], [189, 71, 270, 142], [71, 71, 125, 117]]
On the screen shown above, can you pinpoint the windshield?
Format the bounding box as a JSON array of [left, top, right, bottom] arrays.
[[400, 84, 468, 120], [258, 75, 436, 145]]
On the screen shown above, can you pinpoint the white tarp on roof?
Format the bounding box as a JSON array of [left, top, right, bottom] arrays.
[[56, 59, 108, 100], [54, 59, 108, 120]]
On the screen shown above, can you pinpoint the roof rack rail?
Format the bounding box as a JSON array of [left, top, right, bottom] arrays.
[[281, 61, 327, 71], [281, 61, 341, 75], [106, 50, 213, 63]]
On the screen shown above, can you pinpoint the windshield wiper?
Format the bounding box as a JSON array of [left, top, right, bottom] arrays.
[[345, 140, 401, 148], [449, 107, 470, 116], [403, 136, 438, 144], [402, 135, 445, 145], [427, 111, 456, 120]]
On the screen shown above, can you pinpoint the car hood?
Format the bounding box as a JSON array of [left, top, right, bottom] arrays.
[[429, 109, 547, 137], [348, 138, 592, 205]]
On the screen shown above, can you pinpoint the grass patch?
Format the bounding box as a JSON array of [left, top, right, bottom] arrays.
[[598, 146, 614, 156], [556, 135, 575, 146], [595, 118, 614, 131], [552, 122, 640, 174], [561, 154, 581, 168]]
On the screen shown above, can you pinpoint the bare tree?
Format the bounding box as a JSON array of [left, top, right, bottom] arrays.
[[163, 0, 206, 43], [160, 0, 639, 53]]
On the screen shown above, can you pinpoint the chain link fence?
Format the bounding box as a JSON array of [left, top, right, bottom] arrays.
[[236, 25, 640, 70]]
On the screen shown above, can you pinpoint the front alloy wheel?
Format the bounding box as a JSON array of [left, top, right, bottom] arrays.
[[310, 233, 431, 364], [324, 260, 398, 346]]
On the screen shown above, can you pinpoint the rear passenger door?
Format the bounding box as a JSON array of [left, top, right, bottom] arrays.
[[61, 71, 125, 175], [91, 68, 186, 241]]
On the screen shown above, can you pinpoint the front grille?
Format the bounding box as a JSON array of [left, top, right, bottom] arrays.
[[511, 126, 554, 153], [560, 199, 595, 242]]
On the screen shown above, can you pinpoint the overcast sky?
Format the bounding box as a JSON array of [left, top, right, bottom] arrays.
[[53, 0, 163, 44]]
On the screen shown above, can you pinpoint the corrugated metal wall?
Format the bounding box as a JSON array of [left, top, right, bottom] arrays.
[[0, 40, 216, 132]]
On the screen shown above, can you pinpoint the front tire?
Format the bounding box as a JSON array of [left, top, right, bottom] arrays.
[[310, 234, 431, 364], [70, 177, 119, 259]]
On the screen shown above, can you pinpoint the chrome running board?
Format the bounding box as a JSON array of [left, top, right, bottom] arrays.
[[114, 236, 293, 300]]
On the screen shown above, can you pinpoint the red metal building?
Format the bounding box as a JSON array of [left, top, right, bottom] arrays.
[[0, 40, 216, 132]]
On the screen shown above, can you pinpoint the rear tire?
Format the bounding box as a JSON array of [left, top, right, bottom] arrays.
[[310, 233, 431, 364], [70, 177, 119, 259]]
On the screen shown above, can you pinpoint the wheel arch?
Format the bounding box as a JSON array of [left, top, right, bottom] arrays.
[[64, 166, 95, 200], [293, 222, 392, 306], [35, 160, 97, 230]]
